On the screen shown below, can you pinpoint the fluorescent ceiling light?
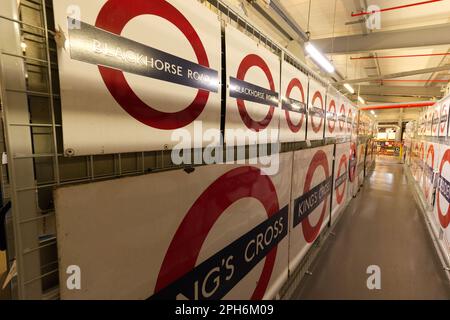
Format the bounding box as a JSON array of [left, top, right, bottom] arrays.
[[305, 42, 335, 73], [358, 96, 365, 104], [344, 83, 355, 94], [370, 110, 375, 115]]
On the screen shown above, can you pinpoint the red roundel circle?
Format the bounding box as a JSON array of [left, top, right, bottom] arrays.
[[285, 78, 305, 133], [155, 166, 280, 300], [302, 150, 330, 243], [310, 92, 324, 133], [437, 149, 450, 228], [236, 54, 276, 132], [349, 142, 357, 183], [339, 104, 345, 131], [423, 144, 434, 199], [327, 100, 336, 133], [335, 154, 348, 204], [95, 0, 211, 130], [440, 104, 448, 134]]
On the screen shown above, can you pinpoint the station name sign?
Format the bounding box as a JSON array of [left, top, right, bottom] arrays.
[[150, 206, 288, 300], [67, 19, 219, 93], [293, 177, 332, 227]]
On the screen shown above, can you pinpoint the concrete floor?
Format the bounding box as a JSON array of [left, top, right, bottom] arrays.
[[293, 156, 450, 300]]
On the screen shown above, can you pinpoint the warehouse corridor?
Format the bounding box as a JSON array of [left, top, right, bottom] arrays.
[[293, 157, 450, 300]]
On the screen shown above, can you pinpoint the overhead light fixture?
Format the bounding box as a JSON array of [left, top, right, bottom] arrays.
[[305, 42, 335, 73], [358, 96, 365, 104], [370, 110, 375, 115], [344, 83, 355, 94]]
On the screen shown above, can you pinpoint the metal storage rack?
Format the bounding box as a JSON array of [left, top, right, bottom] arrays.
[[0, 0, 368, 300], [0, 0, 194, 299]]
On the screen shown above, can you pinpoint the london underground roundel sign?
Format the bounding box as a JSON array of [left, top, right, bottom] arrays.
[[284, 78, 306, 133], [95, 0, 213, 130], [327, 99, 336, 133], [233, 55, 277, 132], [423, 144, 434, 199], [349, 142, 357, 183], [339, 103, 346, 131], [154, 166, 285, 300], [310, 91, 324, 133]]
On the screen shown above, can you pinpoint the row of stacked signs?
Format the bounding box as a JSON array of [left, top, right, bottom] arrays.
[[55, 0, 364, 156], [52, 0, 375, 299], [56, 141, 376, 299], [405, 95, 450, 261]]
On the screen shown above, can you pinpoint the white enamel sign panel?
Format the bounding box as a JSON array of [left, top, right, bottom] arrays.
[[54, 0, 222, 155], [306, 79, 326, 141], [332, 142, 350, 222]]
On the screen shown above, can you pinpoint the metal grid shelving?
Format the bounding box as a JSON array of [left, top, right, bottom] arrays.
[[0, 0, 371, 300]]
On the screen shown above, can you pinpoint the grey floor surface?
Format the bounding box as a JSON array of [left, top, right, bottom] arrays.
[[293, 157, 450, 300]]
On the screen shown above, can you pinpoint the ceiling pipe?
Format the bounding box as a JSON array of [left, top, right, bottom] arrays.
[[351, 52, 450, 59], [360, 101, 435, 111], [372, 79, 449, 83], [351, 0, 443, 17]]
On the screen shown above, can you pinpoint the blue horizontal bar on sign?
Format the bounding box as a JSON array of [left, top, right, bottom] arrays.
[[326, 112, 337, 121], [293, 177, 332, 228], [335, 171, 347, 188], [229, 77, 279, 106], [281, 97, 306, 114], [309, 107, 324, 118], [67, 19, 219, 93], [150, 205, 288, 300]]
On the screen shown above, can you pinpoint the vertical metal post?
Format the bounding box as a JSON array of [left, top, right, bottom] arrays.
[[0, 0, 42, 299]]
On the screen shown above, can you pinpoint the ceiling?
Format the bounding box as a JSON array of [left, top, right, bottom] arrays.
[[228, 0, 450, 123]]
